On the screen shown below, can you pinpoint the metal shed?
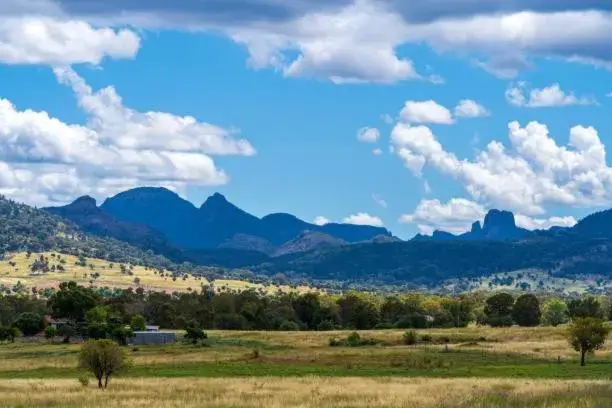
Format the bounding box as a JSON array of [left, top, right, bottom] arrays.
[[129, 331, 177, 345]]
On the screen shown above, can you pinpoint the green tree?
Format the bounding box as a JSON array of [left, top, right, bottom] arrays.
[[0, 326, 20, 342], [567, 318, 610, 366], [130, 314, 146, 331], [44, 325, 57, 340], [48, 281, 100, 325], [78, 339, 131, 389], [13, 312, 43, 336], [568, 297, 603, 319], [542, 299, 569, 326], [184, 321, 207, 345], [512, 294, 541, 327], [484, 293, 514, 327]]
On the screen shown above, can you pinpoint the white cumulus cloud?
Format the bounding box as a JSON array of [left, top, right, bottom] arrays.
[[0, 17, 140, 65], [0, 68, 255, 205], [343, 212, 384, 226], [357, 127, 381, 143], [400, 100, 454, 125], [454, 99, 490, 118], [313, 216, 331, 226], [506, 83, 597, 108]]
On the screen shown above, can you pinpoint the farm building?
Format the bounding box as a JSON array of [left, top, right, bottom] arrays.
[[129, 331, 177, 345]]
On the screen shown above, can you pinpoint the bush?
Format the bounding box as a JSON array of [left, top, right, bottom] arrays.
[[44, 325, 57, 340], [130, 315, 146, 331], [316, 320, 336, 331], [78, 339, 131, 389], [0, 326, 20, 342], [78, 376, 90, 387], [374, 322, 395, 330], [421, 334, 432, 343], [184, 322, 207, 345], [279, 320, 300, 331], [403, 330, 417, 345], [329, 332, 378, 347]]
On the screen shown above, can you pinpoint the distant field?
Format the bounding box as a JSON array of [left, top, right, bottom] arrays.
[[0, 326, 610, 407], [0, 252, 312, 294]]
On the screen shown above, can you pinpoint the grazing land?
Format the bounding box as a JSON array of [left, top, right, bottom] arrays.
[[0, 252, 312, 294], [0, 326, 610, 407]]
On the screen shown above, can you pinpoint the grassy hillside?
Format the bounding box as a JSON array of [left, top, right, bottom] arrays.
[[0, 252, 313, 295]]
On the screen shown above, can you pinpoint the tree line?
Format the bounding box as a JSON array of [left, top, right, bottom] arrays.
[[1, 282, 611, 342]]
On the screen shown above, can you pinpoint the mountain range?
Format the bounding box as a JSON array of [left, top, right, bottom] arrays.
[[46, 187, 396, 258]]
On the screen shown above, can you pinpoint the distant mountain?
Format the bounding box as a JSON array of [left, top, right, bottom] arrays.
[[46, 195, 181, 258], [49, 187, 394, 255], [415, 209, 530, 241]]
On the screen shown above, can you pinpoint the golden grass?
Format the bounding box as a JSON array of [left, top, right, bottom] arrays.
[[0, 252, 312, 294], [0, 377, 608, 408]]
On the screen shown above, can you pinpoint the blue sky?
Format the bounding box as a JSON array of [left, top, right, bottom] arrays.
[[1, 1, 612, 239]]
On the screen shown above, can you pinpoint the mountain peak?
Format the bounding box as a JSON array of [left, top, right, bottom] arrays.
[[483, 209, 516, 233], [68, 195, 97, 210]]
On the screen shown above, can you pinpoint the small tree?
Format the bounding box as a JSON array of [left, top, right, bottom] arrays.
[[567, 318, 610, 366], [44, 325, 57, 340], [0, 326, 20, 343], [568, 297, 603, 319], [130, 315, 146, 331], [543, 299, 569, 327], [512, 294, 541, 327], [78, 339, 131, 389], [484, 293, 514, 327], [184, 321, 207, 345]]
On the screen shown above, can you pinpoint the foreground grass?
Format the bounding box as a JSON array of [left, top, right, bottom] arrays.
[[1, 327, 610, 380], [1, 377, 611, 408]]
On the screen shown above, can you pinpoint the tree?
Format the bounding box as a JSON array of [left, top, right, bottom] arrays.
[[567, 318, 610, 366], [542, 299, 569, 327], [568, 297, 603, 319], [44, 325, 57, 340], [0, 326, 20, 343], [184, 321, 207, 345], [13, 312, 43, 336], [78, 339, 131, 389], [512, 294, 541, 327], [48, 281, 100, 324], [484, 293, 514, 327], [130, 314, 146, 331]]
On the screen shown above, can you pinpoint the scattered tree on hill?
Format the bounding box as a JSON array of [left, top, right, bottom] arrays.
[[484, 293, 514, 327], [512, 294, 541, 327], [78, 339, 131, 389], [542, 299, 570, 327], [567, 318, 610, 366]]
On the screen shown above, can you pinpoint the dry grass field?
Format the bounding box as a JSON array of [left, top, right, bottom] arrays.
[[0, 252, 312, 294], [1, 377, 610, 408], [0, 326, 611, 407]]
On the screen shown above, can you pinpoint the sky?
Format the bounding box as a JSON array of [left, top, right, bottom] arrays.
[[1, 1, 612, 239]]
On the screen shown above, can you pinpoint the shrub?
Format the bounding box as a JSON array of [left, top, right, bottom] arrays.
[[329, 332, 378, 347], [316, 320, 335, 331], [78, 376, 90, 387], [44, 325, 57, 340], [403, 330, 417, 345], [374, 322, 395, 330], [279, 320, 300, 331], [421, 334, 432, 343], [130, 315, 146, 331], [78, 339, 131, 389], [184, 322, 207, 345]]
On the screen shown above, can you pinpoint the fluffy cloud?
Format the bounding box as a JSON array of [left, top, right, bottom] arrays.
[[313, 216, 331, 226], [454, 99, 490, 117], [506, 83, 597, 107], [400, 100, 454, 125], [400, 198, 485, 235], [392, 119, 612, 216], [342, 212, 384, 226], [401, 198, 578, 235], [8, 1, 612, 82], [372, 148, 383, 156], [514, 214, 577, 230], [0, 68, 255, 205], [0, 17, 139, 65], [357, 127, 381, 143]]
